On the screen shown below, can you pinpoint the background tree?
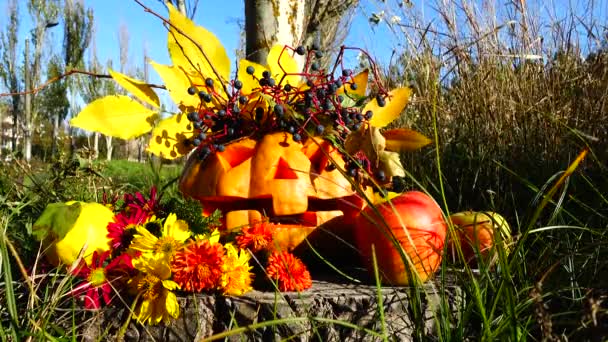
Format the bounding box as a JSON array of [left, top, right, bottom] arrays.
[[39, 54, 69, 157], [22, 0, 60, 161], [79, 28, 118, 161], [0, 0, 21, 153], [56, 0, 93, 157], [244, 0, 359, 67]]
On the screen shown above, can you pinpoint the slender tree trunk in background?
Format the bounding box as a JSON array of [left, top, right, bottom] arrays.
[[51, 113, 59, 156], [105, 135, 113, 161], [23, 39, 32, 161], [93, 132, 99, 159]]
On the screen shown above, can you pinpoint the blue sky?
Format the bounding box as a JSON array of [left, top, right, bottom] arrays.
[[2, 0, 606, 92], [0, 0, 397, 78]]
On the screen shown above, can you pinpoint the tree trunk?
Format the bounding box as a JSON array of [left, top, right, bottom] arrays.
[[244, 0, 305, 64], [51, 112, 59, 157], [93, 132, 99, 160], [105, 135, 113, 161], [245, 0, 358, 69], [23, 39, 32, 161]]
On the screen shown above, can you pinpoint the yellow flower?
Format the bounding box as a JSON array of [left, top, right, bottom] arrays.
[[221, 244, 253, 296], [130, 254, 180, 325], [130, 213, 191, 261]]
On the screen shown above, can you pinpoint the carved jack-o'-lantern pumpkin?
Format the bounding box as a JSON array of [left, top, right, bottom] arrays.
[[179, 132, 371, 251]]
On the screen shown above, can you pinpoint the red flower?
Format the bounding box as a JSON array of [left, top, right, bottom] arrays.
[[235, 220, 275, 253], [107, 209, 150, 251], [70, 251, 134, 309], [265, 251, 312, 292], [124, 186, 160, 215], [171, 238, 226, 292]]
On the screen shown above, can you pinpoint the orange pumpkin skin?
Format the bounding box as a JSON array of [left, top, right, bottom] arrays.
[[354, 191, 447, 285], [179, 132, 371, 251]]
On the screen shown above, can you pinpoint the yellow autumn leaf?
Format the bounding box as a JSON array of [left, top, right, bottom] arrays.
[[378, 150, 405, 178], [150, 61, 201, 111], [338, 69, 368, 97], [108, 69, 160, 108], [70, 95, 157, 139], [267, 45, 301, 88], [365, 87, 412, 128], [166, 3, 230, 87], [147, 113, 195, 160], [383, 128, 432, 152], [238, 59, 268, 96]]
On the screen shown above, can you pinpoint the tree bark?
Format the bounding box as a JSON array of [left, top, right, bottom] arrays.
[[105, 135, 113, 161], [23, 39, 32, 161], [245, 0, 358, 69], [244, 0, 305, 64]]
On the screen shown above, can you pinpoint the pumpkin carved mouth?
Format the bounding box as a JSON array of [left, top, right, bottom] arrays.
[[180, 132, 372, 250]]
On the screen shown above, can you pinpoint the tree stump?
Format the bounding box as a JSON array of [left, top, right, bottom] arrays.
[[81, 274, 462, 341]]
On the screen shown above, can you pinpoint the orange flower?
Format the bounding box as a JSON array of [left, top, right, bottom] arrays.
[[265, 251, 312, 292], [170, 236, 225, 292], [235, 220, 275, 252]]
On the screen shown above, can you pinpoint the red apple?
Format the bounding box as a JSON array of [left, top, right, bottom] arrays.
[[354, 191, 447, 285]]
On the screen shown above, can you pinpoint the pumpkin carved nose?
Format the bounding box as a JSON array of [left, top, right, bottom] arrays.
[[274, 157, 299, 179]]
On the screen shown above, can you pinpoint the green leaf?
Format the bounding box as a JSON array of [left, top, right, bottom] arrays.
[[109, 68, 160, 108], [71, 95, 158, 139], [32, 202, 82, 241], [366, 87, 412, 128], [383, 128, 432, 152]]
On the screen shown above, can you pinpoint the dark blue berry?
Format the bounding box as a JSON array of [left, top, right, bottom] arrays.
[[342, 69, 351, 77], [187, 112, 198, 121], [376, 170, 386, 181], [365, 110, 373, 119], [288, 126, 296, 134], [234, 80, 243, 89], [198, 132, 207, 140], [315, 50, 323, 58], [268, 78, 276, 87], [376, 95, 386, 107], [217, 109, 226, 117], [274, 104, 284, 116], [199, 91, 212, 102], [350, 83, 358, 90], [292, 133, 302, 142], [262, 70, 270, 79], [311, 62, 319, 71], [239, 95, 247, 104], [296, 46, 306, 55], [217, 144, 225, 152], [246, 66, 255, 75], [316, 124, 325, 134], [284, 84, 292, 91], [187, 86, 197, 95], [192, 138, 201, 146], [259, 78, 269, 87]]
